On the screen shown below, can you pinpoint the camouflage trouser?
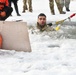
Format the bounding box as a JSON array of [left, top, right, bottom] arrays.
[[60, 0, 70, 9], [23, 0, 32, 12], [49, 0, 63, 14]]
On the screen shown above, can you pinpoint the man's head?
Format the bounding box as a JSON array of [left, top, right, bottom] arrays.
[[37, 13, 46, 26]]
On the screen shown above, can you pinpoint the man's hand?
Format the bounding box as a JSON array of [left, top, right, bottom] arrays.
[[0, 11, 6, 17]]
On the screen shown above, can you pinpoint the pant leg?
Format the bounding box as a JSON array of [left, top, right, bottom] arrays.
[[13, 1, 20, 15], [55, 0, 63, 14], [49, 0, 55, 15], [8, 0, 12, 7], [0, 7, 13, 21], [60, 0, 65, 9], [23, 0, 27, 11], [28, 0, 32, 11], [65, 0, 70, 8]]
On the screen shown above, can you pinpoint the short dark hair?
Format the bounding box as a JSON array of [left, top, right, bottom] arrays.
[[38, 13, 46, 18]]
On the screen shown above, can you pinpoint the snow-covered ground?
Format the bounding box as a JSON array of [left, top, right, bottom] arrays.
[[0, 0, 76, 75]]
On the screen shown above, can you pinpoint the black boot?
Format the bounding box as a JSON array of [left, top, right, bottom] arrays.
[[29, 9, 33, 12], [66, 8, 70, 11], [17, 13, 21, 16], [60, 11, 66, 14], [62, 11, 66, 14]]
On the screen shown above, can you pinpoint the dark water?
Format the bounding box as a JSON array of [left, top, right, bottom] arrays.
[[48, 25, 76, 39]]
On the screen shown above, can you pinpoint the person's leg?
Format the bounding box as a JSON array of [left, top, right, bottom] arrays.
[[55, 0, 65, 14], [49, 0, 55, 15], [60, 0, 64, 9], [13, 1, 21, 16], [22, 0, 27, 13], [28, 0, 32, 12], [0, 7, 13, 21], [8, 0, 12, 16], [8, 0, 12, 7], [65, 0, 70, 11], [59, 0, 66, 14]]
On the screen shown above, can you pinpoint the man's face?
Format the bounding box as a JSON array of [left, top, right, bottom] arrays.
[[37, 16, 46, 26]]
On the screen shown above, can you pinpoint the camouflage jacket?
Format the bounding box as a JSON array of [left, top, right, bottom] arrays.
[[29, 23, 55, 34], [36, 23, 55, 32]]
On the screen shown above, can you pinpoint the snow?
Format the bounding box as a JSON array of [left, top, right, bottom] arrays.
[[0, 0, 76, 75]]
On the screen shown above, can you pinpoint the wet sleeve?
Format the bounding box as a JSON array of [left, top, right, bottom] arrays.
[[47, 23, 53, 26]]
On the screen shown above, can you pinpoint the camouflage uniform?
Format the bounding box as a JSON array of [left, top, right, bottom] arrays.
[[22, 0, 32, 12], [36, 23, 54, 32], [60, 0, 70, 11], [49, 0, 63, 15], [29, 23, 55, 34]]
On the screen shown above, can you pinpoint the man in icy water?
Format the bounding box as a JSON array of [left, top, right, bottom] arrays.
[[36, 13, 55, 32], [30, 13, 55, 34]]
